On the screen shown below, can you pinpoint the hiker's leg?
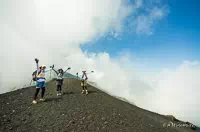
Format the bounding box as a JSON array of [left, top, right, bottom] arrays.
[[85, 86, 88, 94], [34, 88, 40, 100], [57, 85, 60, 91], [59, 85, 62, 92], [60, 80, 63, 92], [81, 80, 85, 94], [81, 86, 84, 94], [82, 85, 85, 90], [57, 85, 61, 92], [59, 85, 62, 95], [39, 81, 46, 98], [41, 87, 46, 98], [81, 86, 85, 94], [85, 81, 88, 94], [58, 80, 62, 92]]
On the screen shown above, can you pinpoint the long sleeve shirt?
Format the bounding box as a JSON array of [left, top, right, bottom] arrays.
[[36, 63, 51, 82]]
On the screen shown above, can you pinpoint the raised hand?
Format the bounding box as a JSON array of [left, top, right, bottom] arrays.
[[50, 64, 54, 69], [35, 58, 39, 63]]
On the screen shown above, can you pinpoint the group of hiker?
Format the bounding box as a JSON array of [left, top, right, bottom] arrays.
[[32, 58, 89, 104]]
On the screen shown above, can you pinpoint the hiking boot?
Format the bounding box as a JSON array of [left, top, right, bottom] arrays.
[[85, 90, 88, 95], [40, 98, 45, 102], [81, 90, 85, 94], [32, 100, 37, 104]]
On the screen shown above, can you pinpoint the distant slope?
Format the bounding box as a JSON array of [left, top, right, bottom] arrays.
[[64, 72, 78, 79], [0, 78, 196, 132]]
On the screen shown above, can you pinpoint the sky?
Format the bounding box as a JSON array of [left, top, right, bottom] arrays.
[[82, 0, 200, 69], [0, 0, 200, 127]]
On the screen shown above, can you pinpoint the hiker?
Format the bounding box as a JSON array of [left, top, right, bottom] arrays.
[[32, 58, 52, 104], [81, 71, 88, 94], [52, 67, 71, 96], [52, 68, 64, 96]]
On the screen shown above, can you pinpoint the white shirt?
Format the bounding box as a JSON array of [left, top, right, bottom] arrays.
[[36, 63, 51, 82]]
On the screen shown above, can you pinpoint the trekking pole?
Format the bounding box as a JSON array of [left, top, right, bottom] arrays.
[[76, 72, 79, 80], [87, 71, 94, 75]]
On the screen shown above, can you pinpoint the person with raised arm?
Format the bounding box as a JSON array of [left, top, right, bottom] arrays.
[[52, 67, 71, 96], [32, 58, 52, 104], [81, 71, 88, 95]]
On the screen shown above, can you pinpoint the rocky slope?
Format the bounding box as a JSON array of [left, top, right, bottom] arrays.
[[0, 78, 198, 132]]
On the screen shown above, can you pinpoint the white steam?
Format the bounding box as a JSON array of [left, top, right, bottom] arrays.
[[0, 0, 199, 126], [149, 61, 200, 125]]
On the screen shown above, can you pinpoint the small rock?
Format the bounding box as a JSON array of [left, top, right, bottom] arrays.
[[69, 120, 75, 125], [12, 110, 15, 113], [149, 124, 153, 127], [104, 121, 108, 125], [96, 127, 100, 131], [66, 124, 70, 128], [87, 115, 93, 120], [101, 117, 106, 121], [3, 118, 11, 123], [21, 117, 26, 121]]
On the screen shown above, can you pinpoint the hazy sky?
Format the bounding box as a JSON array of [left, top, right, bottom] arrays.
[[0, 0, 199, 126]]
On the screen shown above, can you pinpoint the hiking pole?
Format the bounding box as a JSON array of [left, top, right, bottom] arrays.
[[76, 72, 79, 80], [87, 71, 94, 75], [67, 67, 71, 89], [76, 72, 81, 89]]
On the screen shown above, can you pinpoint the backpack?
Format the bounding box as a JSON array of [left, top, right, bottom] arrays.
[[82, 73, 88, 81], [85, 74, 88, 80], [32, 70, 41, 81]]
